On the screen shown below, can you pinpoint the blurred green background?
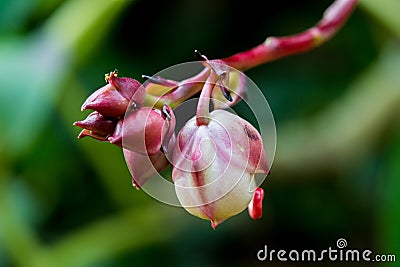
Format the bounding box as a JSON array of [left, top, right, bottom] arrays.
[[0, 0, 399, 266]]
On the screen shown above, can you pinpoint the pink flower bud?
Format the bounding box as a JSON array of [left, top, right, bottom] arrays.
[[124, 148, 169, 189], [172, 109, 268, 228], [74, 111, 118, 142], [81, 71, 144, 118], [122, 108, 166, 155], [74, 111, 117, 136], [122, 105, 176, 188]]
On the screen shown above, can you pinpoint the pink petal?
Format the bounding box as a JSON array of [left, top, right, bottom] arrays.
[[123, 148, 169, 188], [110, 75, 145, 106]]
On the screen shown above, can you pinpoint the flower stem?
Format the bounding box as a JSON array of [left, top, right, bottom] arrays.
[[222, 0, 358, 71], [145, 68, 210, 109], [146, 0, 358, 111], [196, 73, 218, 126]]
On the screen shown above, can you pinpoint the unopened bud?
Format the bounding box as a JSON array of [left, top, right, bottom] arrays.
[[74, 111, 117, 136], [81, 72, 144, 118], [172, 110, 268, 228]]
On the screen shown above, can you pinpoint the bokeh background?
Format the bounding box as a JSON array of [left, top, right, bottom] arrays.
[[0, 0, 399, 266]]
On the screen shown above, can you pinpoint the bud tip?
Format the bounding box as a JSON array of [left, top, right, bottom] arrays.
[[211, 221, 218, 230], [248, 187, 264, 220], [194, 50, 208, 61]]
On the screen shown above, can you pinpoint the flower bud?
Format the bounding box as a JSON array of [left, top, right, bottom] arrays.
[[122, 108, 166, 155], [81, 71, 144, 118], [122, 105, 176, 188], [74, 111, 117, 135], [74, 111, 118, 141], [124, 148, 169, 189], [172, 109, 268, 228]]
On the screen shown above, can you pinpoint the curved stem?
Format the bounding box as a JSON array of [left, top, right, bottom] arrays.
[[196, 73, 219, 126], [145, 0, 358, 110], [145, 67, 210, 109], [222, 0, 358, 71]]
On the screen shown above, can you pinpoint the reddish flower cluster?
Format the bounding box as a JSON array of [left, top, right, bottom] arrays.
[[75, 61, 268, 228], [74, 70, 175, 187], [74, 0, 359, 228], [74, 70, 144, 143]]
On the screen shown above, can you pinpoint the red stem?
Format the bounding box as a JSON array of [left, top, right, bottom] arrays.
[[222, 0, 358, 71], [196, 73, 218, 126], [147, 0, 358, 108]]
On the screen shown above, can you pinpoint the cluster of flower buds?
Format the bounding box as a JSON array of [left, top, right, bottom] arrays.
[[74, 70, 143, 142], [75, 54, 269, 228], [74, 70, 175, 187], [73, 0, 359, 227]]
